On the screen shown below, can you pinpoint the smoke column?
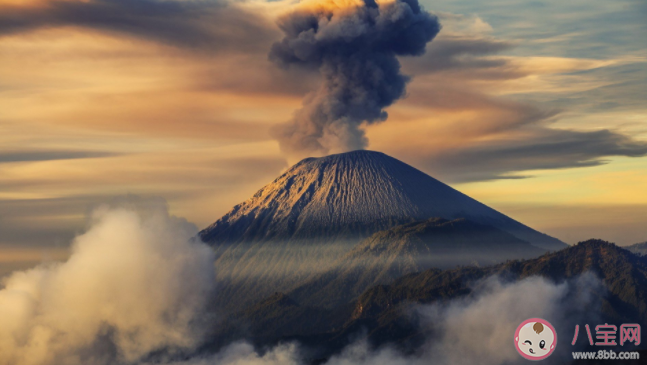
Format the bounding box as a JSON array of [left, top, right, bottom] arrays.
[[269, 0, 440, 159]]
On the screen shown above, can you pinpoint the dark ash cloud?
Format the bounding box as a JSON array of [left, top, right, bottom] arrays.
[[269, 0, 440, 158], [0, 0, 276, 53]]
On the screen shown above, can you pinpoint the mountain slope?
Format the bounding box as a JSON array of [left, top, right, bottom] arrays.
[[218, 240, 647, 355], [343, 239, 647, 348], [288, 218, 546, 308], [200, 150, 565, 250]]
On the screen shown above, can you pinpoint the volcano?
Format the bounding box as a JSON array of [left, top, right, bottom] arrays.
[[200, 150, 564, 250]]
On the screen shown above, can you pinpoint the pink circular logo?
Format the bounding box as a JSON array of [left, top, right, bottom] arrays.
[[514, 318, 557, 361]]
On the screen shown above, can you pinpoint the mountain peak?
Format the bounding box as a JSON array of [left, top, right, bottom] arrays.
[[295, 149, 389, 163], [200, 150, 565, 250]]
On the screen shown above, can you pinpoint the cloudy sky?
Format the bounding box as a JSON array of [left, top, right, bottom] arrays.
[[0, 0, 645, 272]]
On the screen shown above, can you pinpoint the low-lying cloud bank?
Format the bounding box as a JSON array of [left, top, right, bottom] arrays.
[[0, 202, 602, 365], [164, 274, 603, 365], [415, 274, 602, 365], [0, 203, 216, 365]]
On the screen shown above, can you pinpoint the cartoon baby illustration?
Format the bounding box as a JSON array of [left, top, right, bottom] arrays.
[[514, 318, 557, 360]]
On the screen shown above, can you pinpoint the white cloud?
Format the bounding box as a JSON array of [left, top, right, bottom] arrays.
[[417, 275, 598, 365], [164, 273, 602, 365], [0, 202, 216, 365], [160, 342, 300, 365]]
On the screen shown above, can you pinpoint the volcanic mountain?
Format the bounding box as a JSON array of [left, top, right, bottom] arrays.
[[200, 150, 564, 250], [199, 150, 565, 311]]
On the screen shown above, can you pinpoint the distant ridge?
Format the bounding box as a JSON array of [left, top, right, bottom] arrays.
[[627, 241, 647, 256], [219, 240, 647, 354], [287, 217, 547, 308], [200, 150, 565, 250]]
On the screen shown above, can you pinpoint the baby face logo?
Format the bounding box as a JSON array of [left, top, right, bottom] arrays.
[[515, 318, 557, 360]]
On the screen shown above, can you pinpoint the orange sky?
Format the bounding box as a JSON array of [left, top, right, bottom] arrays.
[[0, 0, 645, 270]]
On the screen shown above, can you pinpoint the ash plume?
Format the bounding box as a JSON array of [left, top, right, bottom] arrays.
[[269, 0, 440, 159]]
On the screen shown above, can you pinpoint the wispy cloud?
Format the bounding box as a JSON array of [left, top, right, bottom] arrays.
[[417, 128, 647, 182], [367, 13, 647, 182], [0, 150, 115, 163], [0, 0, 277, 53], [0, 0, 645, 247]]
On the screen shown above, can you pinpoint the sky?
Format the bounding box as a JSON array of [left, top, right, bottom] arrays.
[[0, 0, 645, 273]]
